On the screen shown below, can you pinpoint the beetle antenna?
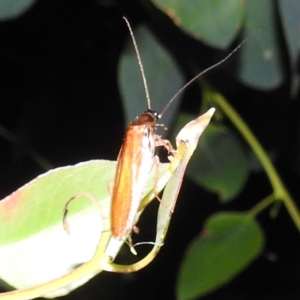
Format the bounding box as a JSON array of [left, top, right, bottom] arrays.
[[123, 17, 152, 109], [160, 37, 249, 117]]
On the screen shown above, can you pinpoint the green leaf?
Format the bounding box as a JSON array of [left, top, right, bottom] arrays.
[[237, 0, 283, 89], [278, 0, 300, 95], [177, 213, 264, 300], [0, 0, 37, 21], [118, 24, 184, 129], [152, 0, 244, 49], [156, 109, 216, 246], [0, 160, 169, 295], [0, 161, 114, 245], [184, 119, 249, 201], [0, 160, 114, 292]]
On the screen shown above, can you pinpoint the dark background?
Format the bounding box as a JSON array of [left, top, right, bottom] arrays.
[[0, 0, 300, 299]]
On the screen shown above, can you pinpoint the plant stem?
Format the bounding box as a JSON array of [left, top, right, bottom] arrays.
[[249, 194, 275, 216], [208, 89, 300, 231]]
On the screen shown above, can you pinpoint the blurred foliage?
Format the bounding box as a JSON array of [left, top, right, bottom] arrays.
[[0, 0, 37, 21]]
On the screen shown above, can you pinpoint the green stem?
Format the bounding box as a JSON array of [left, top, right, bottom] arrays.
[[209, 89, 300, 231], [249, 194, 276, 216]]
